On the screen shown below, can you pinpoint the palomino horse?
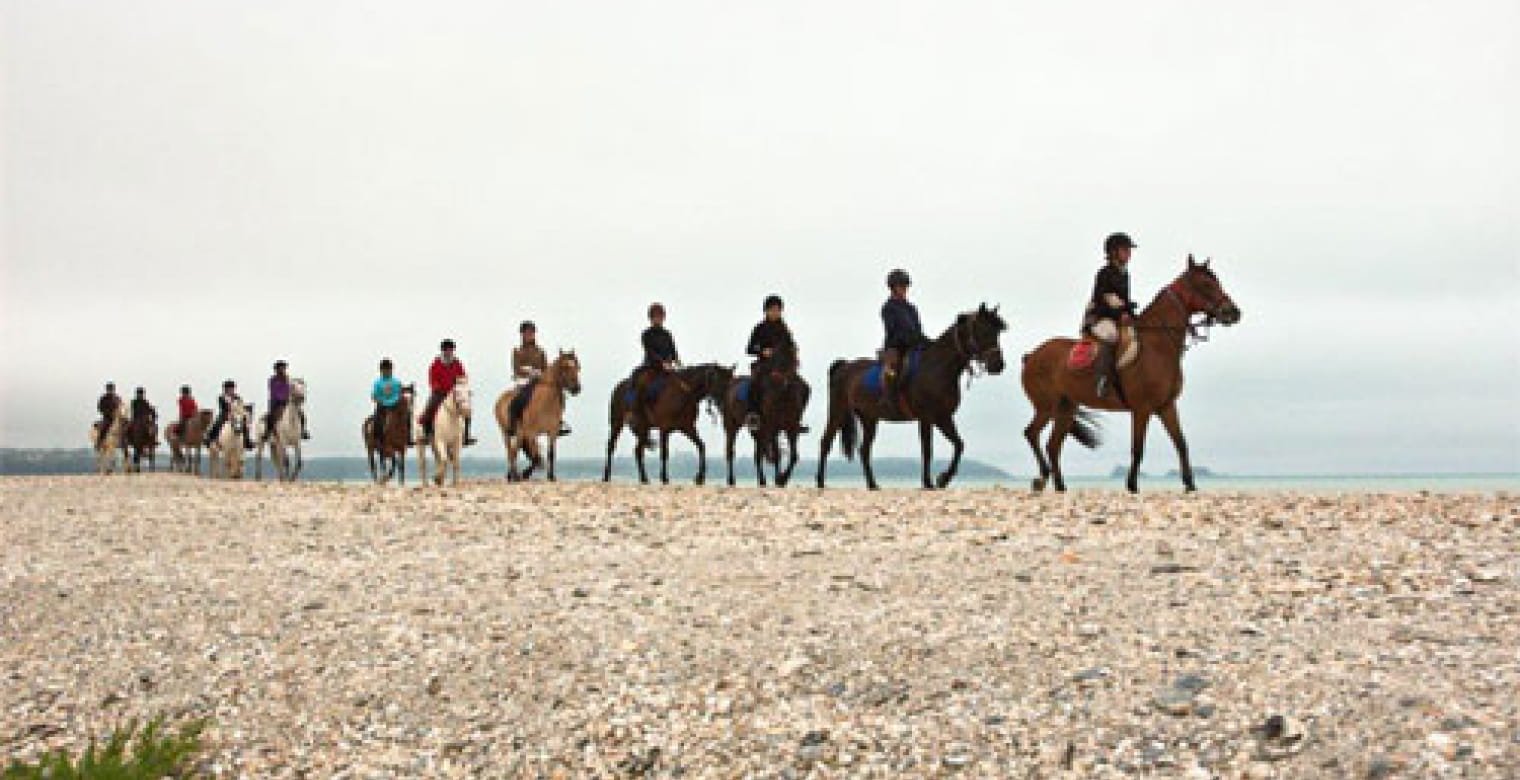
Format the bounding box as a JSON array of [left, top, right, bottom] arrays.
[[1021, 256, 1242, 493], [256, 378, 306, 481], [429, 377, 472, 486], [818, 304, 1008, 490], [208, 401, 252, 479], [170, 410, 213, 475], [90, 406, 128, 475], [494, 351, 582, 482], [602, 364, 734, 485], [721, 343, 811, 487], [124, 412, 157, 473], [364, 385, 415, 485]]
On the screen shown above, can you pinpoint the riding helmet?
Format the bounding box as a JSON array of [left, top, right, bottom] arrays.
[[648, 302, 666, 318], [440, 339, 456, 351], [379, 358, 393, 370], [520, 320, 536, 334], [887, 269, 911, 288], [135, 387, 145, 395], [223, 380, 236, 389], [105, 382, 115, 390], [763, 294, 784, 311], [1104, 232, 1138, 253], [273, 360, 288, 370], [180, 385, 191, 394]]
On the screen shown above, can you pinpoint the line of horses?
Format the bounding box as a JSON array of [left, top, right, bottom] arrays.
[[91, 257, 1240, 492]]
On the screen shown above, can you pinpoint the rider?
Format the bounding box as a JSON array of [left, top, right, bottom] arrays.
[[881, 268, 927, 410], [1086, 232, 1139, 398], [629, 303, 679, 431], [505, 321, 571, 438], [265, 360, 311, 442], [130, 388, 159, 445], [177, 386, 198, 437], [422, 339, 476, 446], [205, 380, 255, 450], [95, 382, 122, 448], [371, 358, 409, 446], [744, 294, 797, 431]]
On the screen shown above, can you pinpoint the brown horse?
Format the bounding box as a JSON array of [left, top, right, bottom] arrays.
[[603, 363, 735, 485], [494, 350, 583, 482], [125, 412, 157, 473], [720, 343, 810, 487], [1021, 255, 1242, 493], [168, 410, 212, 475], [818, 304, 1007, 490], [364, 386, 416, 484]]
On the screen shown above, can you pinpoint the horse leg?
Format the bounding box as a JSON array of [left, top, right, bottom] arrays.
[[816, 416, 839, 489], [724, 425, 737, 487], [753, 432, 767, 487], [523, 438, 539, 480], [1155, 403, 1195, 492], [634, 427, 650, 484], [604, 421, 621, 482], [934, 416, 965, 489], [1127, 410, 1153, 494], [780, 429, 799, 487], [917, 419, 935, 490], [368, 446, 378, 482], [546, 434, 558, 482], [1046, 412, 1076, 492], [688, 427, 707, 486], [1024, 406, 1054, 492], [859, 415, 881, 490], [507, 433, 520, 482], [659, 430, 672, 485]]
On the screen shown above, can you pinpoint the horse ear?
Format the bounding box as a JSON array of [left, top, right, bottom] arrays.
[[1187, 253, 1197, 268], [1204, 256, 1212, 268], [993, 304, 1000, 314]]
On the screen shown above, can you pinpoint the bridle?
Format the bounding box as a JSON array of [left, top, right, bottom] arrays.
[[1156, 271, 1235, 346], [952, 314, 1003, 379]]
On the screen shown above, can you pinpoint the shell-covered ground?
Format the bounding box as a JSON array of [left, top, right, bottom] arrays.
[[2, 476, 1516, 778]]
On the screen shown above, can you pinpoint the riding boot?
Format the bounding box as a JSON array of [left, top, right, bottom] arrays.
[[505, 409, 521, 439], [421, 421, 433, 445], [558, 421, 572, 437], [1094, 342, 1116, 398], [241, 424, 255, 450], [463, 417, 477, 446], [300, 409, 311, 440]]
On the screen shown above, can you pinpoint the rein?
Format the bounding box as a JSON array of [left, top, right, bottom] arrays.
[[950, 316, 1001, 387]]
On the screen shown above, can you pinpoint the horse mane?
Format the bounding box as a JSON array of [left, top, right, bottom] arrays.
[[933, 305, 1006, 342]]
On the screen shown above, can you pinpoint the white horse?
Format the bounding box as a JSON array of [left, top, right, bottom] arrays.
[[208, 400, 251, 479], [429, 377, 471, 486], [90, 405, 128, 475], [256, 378, 306, 481]]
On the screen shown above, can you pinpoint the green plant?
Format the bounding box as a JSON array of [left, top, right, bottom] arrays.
[[3, 716, 208, 779]]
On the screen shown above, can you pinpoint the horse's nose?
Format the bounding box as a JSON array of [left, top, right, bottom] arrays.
[[1221, 303, 1242, 325]]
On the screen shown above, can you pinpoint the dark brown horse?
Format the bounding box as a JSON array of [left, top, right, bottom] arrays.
[[603, 363, 735, 485], [1021, 255, 1241, 493], [364, 385, 415, 484], [721, 343, 811, 487], [125, 413, 157, 473], [817, 304, 1007, 490]]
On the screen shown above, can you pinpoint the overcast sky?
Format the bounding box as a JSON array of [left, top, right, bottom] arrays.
[[3, 0, 1516, 475]]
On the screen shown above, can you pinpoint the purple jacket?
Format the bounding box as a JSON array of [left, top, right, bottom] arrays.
[[269, 375, 290, 403]]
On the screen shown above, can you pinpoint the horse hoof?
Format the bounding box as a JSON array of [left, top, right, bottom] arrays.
[[1031, 478, 1046, 492], [935, 473, 952, 489]]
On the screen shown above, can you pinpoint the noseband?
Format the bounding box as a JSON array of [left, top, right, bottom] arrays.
[[952, 317, 1002, 368]]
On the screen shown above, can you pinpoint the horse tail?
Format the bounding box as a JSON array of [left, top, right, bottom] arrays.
[[1066, 403, 1103, 449], [839, 411, 858, 461]]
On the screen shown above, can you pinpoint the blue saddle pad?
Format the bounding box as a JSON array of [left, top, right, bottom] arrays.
[[864, 349, 923, 396], [623, 375, 668, 405], [735, 378, 751, 404]]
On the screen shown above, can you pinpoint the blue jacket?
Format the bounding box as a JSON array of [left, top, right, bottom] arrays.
[[881, 297, 925, 350], [372, 376, 403, 407]]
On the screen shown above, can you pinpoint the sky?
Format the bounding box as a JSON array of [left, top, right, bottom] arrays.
[[2, 0, 1517, 475]]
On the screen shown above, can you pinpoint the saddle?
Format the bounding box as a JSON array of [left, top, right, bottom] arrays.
[[864, 348, 923, 397], [735, 377, 752, 404], [1068, 327, 1139, 371], [623, 373, 669, 405]]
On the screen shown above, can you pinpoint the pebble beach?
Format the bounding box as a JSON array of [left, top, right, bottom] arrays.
[[2, 475, 1516, 778]]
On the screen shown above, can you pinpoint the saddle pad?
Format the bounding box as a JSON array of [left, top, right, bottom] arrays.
[[864, 349, 923, 396], [735, 378, 751, 404], [1068, 341, 1098, 370], [623, 376, 668, 405]]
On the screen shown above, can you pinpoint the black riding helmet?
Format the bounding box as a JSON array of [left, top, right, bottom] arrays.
[[763, 294, 783, 311], [135, 387, 145, 396], [273, 360, 288, 371], [105, 382, 116, 391], [379, 358, 394, 370], [1104, 232, 1138, 253], [440, 339, 456, 351], [887, 269, 911, 288], [222, 380, 236, 389], [520, 320, 536, 334], [180, 385, 191, 394], [648, 302, 666, 318]]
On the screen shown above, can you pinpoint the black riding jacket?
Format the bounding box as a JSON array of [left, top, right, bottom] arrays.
[[747, 320, 796, 362], [1090, 262, 1136, 321], [642, 325, 679, 367], [130, 399, 156, 421], [881, 297, 925, 350], [97, 393, 120, 416]]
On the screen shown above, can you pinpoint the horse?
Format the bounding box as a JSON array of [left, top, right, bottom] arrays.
[[1020, 255, 1242, 493], [207, 400, 252, 479], [817, 304, 1008, 490], [124, 411, 157, 473], [364, 385, 415, 485], [173, 409, 213, 475], [602, 363, 734, 485], [721, 343, 811, 487], [166, 420, 186, 472], [494, 350, 582, 482], [256, 378, 306, 481], [429, 377, 472, 486], [90, 406, 128, 475]]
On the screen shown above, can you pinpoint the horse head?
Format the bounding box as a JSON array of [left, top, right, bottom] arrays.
[[555, 350, 583, 396], [955, 304, 1008, 374], [452, 376, 474, 416], [702, 364, 737, 401], [1174, 255, 1242, 325], [290, 378, 308, 403]]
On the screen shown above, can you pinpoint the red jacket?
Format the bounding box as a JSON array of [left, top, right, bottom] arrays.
[[429, 357, 467, 394], [178, 397, 199, 420]]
